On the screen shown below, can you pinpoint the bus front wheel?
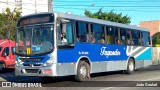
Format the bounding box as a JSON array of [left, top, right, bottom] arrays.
[[75, 61, 90, 81], [125, 58, 135, 74]]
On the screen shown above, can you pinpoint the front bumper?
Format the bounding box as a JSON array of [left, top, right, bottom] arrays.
[[15, 65, 56, 77]]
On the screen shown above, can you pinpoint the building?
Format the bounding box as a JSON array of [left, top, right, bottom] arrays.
[[0, 0, 22, 13], [0, 0, 53, 16], [140, 20, 160, 36], [22, 0, 53, 16]]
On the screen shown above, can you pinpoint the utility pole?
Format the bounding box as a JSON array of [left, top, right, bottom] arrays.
[[35, 0, 37, 13], [6, 0, 8, 7], [48, 0, 53, 12]]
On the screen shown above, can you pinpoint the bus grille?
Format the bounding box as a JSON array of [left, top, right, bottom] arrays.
[[25, 69, 40, 73], [23, 64, 42, 67], [20, 57, 44, 62]]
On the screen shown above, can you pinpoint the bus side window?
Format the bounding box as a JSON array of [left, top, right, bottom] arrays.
[[66, 23, 74, 44], [58, 23, 68, 45], [57, 19, 74, 47], [91, 24, 103, 43], [120, 28, 126, 45], [126, 30, 132, 45], [106, 27, 117, 44], [76, 21, 88, 43], [114, 28, 119, 44], [137, 31, 141, 45], [132, 30, 141, 46], [148, 32, 151, 46], [106, 27, 112, 44], [139, 31, 144, 46], [100, 32, 105, 44], [143, 31, 149, 46]]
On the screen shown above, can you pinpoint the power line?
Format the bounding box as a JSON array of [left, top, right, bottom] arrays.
[[1, 1, 160, 7], [55, 0, 160, 5], [0, 1, 48, 5], [1, 1, 160, 13], [55, 0, 140, 3], [0, 2, 45, 12], [1, 1, 160, 8], [5, 2, 160, 13], [55, 1, 160, 5], [54, 7, 160, 12], [54, 4, 160, 7]]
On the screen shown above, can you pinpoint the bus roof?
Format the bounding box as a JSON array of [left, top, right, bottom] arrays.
[[55, 12, 149, 32], [19, 12, 149, 32]]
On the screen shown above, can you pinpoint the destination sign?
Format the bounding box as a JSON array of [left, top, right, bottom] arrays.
[[18, 13, 54, 26]]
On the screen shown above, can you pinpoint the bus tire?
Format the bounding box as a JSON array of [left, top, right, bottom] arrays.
[[75, 61, 90, 82], [125, 58, 135, 74]]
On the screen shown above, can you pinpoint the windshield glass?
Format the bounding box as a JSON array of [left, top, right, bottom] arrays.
[[16, 24, 54, 56]]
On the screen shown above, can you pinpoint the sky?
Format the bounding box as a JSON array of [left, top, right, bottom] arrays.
[[54, 0, 160, 25]]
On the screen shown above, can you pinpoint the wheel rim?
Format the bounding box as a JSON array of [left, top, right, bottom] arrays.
[[129, 61, 134, 71], [80, 65, 87, 78]]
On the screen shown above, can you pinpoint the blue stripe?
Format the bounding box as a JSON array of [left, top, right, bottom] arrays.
[[57, 43, 152, 63], [57, 43, 129, 63], [135, 48, 152, 60]]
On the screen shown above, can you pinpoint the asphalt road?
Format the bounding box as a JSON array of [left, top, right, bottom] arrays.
[[0, 65, 160, 90]]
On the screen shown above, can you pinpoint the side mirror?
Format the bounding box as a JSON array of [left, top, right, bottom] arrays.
[[2, 52, 7, 57]]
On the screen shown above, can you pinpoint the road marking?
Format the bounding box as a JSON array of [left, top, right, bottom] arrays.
[[100, 87, 114, 90], [99, 76, 160, 90], [99, 82, 136, 90], [141, 76, 160, 81]]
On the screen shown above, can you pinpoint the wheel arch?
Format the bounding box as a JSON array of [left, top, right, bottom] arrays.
[[126, 56, 135, 69], [75, 56, 91, 74]]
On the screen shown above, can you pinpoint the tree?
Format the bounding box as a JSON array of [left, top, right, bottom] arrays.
[[84, 9, 131, 24], [152, 32, 160, 46], [0, 8, 21, 40]]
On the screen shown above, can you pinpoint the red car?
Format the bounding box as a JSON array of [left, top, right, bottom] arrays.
[[0, 40, 15, 71]]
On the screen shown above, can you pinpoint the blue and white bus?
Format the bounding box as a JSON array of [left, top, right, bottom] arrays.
[[15, 12, 152, 81]]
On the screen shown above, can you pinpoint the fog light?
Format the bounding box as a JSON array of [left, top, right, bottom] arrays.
[[42, 69, 52, 74]]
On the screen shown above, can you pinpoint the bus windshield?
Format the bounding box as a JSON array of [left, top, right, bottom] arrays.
[[16, 24, 54, 56]]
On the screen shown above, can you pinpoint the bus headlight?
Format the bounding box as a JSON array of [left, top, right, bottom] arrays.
[[15, 59, 23, 67], [43, 58, 54, 67]]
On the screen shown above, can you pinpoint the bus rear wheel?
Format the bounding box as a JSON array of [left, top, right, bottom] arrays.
[[75, 61, 90, 82], [125, 58, 135, 74]]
